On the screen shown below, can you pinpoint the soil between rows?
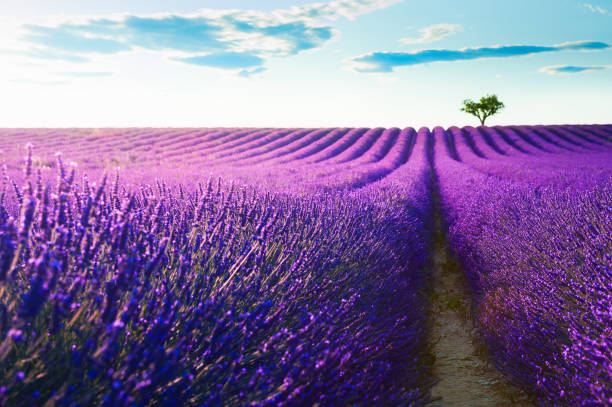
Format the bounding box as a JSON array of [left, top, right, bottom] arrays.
[[425, 209, 534, 406]]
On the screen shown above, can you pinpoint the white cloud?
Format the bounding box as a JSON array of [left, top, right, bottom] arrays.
[[284, 0, 404, 21], [1, 0, 406, 82], [399, 23, 462, 45], [582, 3, 610, 14]]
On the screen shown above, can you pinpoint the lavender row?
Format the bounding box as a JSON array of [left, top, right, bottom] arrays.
[[0, 146, 433, 406], [432, 126, 611, 405]]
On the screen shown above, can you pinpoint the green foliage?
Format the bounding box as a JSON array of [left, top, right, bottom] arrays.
[[461, 94, 505, 126]]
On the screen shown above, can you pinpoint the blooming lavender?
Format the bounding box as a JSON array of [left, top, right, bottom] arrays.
[[0, 124, 610, 406], [0, 134, 434, 406]]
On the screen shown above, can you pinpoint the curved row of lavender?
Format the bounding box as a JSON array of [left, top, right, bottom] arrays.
[[0, 124, 610, 406], [0, 129, 434, 406], [432, 125, 611, 405]]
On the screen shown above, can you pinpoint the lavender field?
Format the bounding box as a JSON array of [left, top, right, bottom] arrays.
[[0, 125, 610, 406]]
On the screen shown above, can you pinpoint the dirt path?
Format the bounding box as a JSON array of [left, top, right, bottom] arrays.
[[427, 214, 533, 406]]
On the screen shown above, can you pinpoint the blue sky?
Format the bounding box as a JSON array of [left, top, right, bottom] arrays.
[[0, 0, 610, 127]]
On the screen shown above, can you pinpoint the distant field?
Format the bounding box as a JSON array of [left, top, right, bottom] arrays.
[[0, 125, 610, 406]]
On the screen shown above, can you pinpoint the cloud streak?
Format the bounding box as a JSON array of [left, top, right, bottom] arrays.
[[15, 0, 403, 75], [582, 3, 610, 15], [348, 40, 610, 72], [400, 23, 462, 45], [285, 0, 403, 20], [539, 65, 611, 74]]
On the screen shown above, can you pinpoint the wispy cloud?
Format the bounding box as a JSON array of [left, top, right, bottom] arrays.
[[23, 24, 130, 54], [285, 0, 403, 21], [582, 3, 610, 14], [348, 40, 610, 72], [400, 23, 462, 45], [12, 0, 403, 76], [540, 65, 611, 74]]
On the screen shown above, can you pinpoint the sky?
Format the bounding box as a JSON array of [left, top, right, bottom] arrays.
[[0, 0, 610, 128]]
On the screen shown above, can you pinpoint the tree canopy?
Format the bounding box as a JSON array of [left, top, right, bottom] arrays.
[[461, 94, 505, 126]]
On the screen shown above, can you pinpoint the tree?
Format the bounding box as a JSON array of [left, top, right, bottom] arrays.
[[461, 94, 505, 126]]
